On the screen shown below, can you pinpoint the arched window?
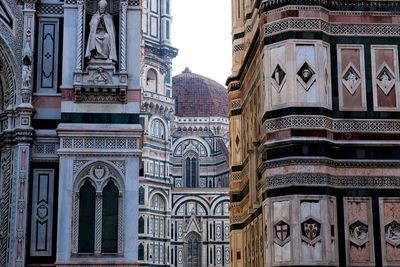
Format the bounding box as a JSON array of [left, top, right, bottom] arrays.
[[185, 232, 201, 267], [138, 243, 144, 260], [139, 187, 145, 205], [139, 217, 145, 233], [150, 119, 165, 139], [74, 163, 123, 255], [102, 181, 119, 253], [151, 194, 165, 211], [146, 68, 157, 92], [184, 152, 198, 188], [78, 180, 95, 253]]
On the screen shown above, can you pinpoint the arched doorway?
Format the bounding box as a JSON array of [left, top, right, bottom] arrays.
[[0, 36, 17, 267], [184, 231, 201, 267]]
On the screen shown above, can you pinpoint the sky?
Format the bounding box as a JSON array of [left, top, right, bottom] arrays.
[[171, 0, 232, 86]]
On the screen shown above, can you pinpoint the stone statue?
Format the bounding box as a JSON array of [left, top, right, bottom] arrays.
[[85, 0, 118, 62], [22, 65, 32, 89]]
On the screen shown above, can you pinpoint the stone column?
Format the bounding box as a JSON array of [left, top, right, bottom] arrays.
[[8, 1, 36, 266]]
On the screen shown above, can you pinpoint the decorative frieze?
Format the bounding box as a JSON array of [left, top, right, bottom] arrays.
[[37, 4, 63, 15], [61, 137, 139, 150], [264, 115, 400, 134], [265, 18, 400, 38], [265, 173, 400, 189]]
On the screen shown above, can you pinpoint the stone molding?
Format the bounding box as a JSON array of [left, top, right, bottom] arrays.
[[265, 173, 400, 189], [264, 18, 400, 38], [264, 115, 400, 133]]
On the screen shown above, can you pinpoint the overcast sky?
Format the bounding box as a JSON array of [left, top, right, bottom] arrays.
[[171, 0, 232, 86]]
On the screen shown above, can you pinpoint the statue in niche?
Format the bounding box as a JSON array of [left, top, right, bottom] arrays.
[[85, 0, 118, 63]]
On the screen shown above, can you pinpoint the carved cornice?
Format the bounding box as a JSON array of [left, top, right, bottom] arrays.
[[261, 0, 400, 13], [142, 92, 175, 119]]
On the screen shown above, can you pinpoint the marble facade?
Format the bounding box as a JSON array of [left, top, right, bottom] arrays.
[[228, 1, 400, 266], [0, 0, 142, 266]]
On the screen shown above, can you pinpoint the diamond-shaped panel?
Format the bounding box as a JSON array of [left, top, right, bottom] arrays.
[[377, 65, 396, 95], [342, 66, 361, 95], [272, 64, 286, 86], [297, 62, 315, 84]]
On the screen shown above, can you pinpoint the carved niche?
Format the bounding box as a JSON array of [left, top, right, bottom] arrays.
[[74, 0, 128, 104]]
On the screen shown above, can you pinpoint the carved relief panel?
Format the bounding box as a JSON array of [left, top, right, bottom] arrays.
[[36, 18, 60, 94], [300, 200, 323, 262], [272, 200, 291, 263], [371, 45, 400, 111], [265, 197, 338, 266], [380, 198, 400, 266], [264, 40, 331, 111], [344, 198, 375, 266], [337, 45, 367, 111], [230, 115, 242, 166], [30, 169, 55, 257]]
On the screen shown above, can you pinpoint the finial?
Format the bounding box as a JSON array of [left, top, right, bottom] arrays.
[[183, 67, 191, 73]]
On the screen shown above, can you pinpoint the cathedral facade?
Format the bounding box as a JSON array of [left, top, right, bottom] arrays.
[[0, 0, 230, 266], [0, 0, 143, 266], [228, 0, 400, 267], [139, 1, 231, 264]]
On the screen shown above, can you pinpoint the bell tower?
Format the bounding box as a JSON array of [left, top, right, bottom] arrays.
[[56, 1, 142, 266]]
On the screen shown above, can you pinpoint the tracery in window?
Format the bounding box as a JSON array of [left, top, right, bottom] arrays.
[[78, 180, 95, 253], [139, 186, 145, 204], [102, 181, 119, 253], [73, 163, 124, 256], [151, 194, 165, 211], [150, 119, 166, 139], [138, 243, 144, 260], [139, 217, 145, 233], [184, 151, 198, 188], [185, 232, 201, 267]]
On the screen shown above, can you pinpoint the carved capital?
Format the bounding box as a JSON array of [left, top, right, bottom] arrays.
[[22, 0, 37, 10]]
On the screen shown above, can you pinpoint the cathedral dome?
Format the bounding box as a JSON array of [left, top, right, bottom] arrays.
[[172, 68, 228, 117]]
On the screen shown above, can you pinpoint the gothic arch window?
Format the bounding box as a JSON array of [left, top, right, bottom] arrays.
[[139, 217, 145, 233], [73, 163, 124, 255], [102, 181, 119, 253], [139, 186, 145, 205], [185, 232, 201, 267], [78, 180, 96, 253], [138, 243, 144, 260], [184, 151, 199, 188], [150, 194, 165, 211], [150, 119, 165, 139], [146, 68, 158, 92], [150, 194, 166, 240]]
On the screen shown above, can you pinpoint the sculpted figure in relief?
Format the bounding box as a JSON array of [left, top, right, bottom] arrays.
[[85, 0, 118, 62]]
